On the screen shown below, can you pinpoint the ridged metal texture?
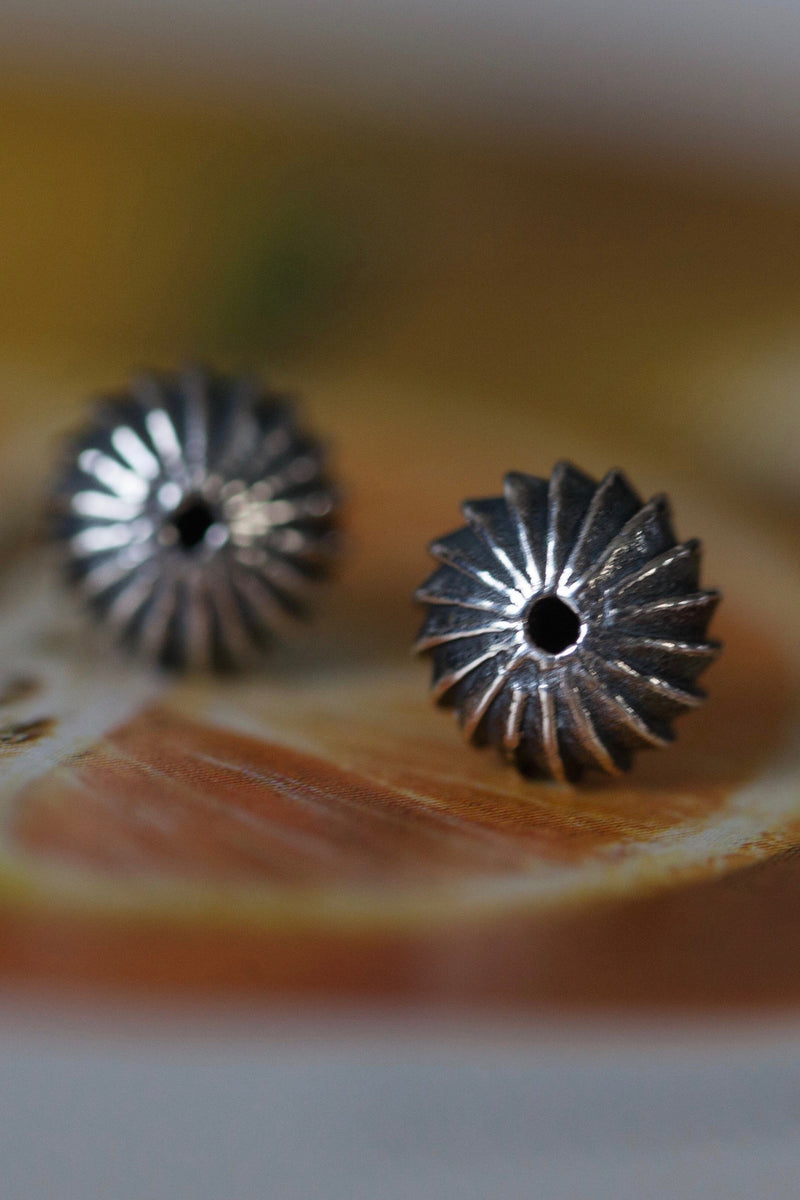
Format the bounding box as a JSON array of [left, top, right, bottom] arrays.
[[415, 462, 721, 782], [52, 367, 338, 671]]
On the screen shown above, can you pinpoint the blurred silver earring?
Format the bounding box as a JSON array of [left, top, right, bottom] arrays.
[[415, 461, 721, 783], [51, 366, 339, 671]]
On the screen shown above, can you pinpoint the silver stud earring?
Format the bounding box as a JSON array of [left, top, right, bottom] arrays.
[[52, 366, 339, 671], [415, 461, 721, 782]]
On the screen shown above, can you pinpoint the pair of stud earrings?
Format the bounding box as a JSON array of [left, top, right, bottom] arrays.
[[51, 366, 721, 784]]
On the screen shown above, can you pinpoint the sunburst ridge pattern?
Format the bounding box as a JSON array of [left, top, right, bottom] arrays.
[[415, 462, 721, 782], [52, 367, 338, 670]]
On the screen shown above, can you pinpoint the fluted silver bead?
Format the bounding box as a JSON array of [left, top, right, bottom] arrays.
[[415, 462, 721, 782], [52, 367, 339, 670]]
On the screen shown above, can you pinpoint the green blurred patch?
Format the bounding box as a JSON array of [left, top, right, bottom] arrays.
[[207, 196, 361, 363]]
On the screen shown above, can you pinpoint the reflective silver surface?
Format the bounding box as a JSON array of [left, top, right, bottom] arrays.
[[52, 367, 338, 670], [415, 462, 721, 782]]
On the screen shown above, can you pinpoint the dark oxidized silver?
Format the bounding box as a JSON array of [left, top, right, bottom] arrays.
[[52, 367, 338, 670], [415, 462, 721, 782]]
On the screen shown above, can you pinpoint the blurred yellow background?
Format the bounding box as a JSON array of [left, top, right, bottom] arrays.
[[0, 64, 798, 550]]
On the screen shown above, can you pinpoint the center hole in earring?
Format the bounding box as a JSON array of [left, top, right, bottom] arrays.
[[169, 494, 216, 551], [525, 594, 582, 655]]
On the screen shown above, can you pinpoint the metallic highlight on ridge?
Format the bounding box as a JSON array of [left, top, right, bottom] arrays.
[[415, 462, 721, 782], [52, 367, 338, 670]]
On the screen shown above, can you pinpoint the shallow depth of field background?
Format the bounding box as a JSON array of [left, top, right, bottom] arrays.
[[0, 6, 799, 1200], [0, 0, 798, 572]]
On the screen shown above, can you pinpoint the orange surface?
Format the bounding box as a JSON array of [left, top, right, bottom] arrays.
[[0, 601, 794, 1008]]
